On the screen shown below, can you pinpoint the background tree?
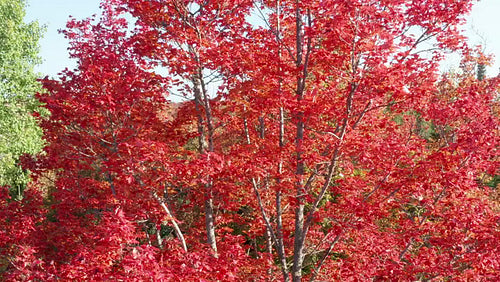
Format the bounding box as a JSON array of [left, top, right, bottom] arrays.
[[0, 0, 45, 198]]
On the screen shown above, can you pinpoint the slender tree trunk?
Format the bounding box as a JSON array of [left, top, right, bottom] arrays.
[[292, 1, 307, 280], [292, 170, 305, 282], [204, 196, 217, 255], [193, 71, 218, 256], [275, 1, 290, 278], [292, 110, 306, 281], [276, 190, 288, 281], [244, 106, 251, 144], [245, 111, 276, 260], [199, 69, 215, 152], [153, 192, 188, 252], [135, 175, 188, 252], [173, 0, 219, 258], [275, 114, 289, 280]]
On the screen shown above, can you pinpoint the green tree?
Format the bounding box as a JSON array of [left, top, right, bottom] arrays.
[[0, 0, 44, 198]]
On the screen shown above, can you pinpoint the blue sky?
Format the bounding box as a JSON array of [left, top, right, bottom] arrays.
[[25, 0, 500, 78], [25, 0, 102, 76]]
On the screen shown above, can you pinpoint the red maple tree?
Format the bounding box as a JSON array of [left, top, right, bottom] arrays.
[[1, 0, 499, 281]]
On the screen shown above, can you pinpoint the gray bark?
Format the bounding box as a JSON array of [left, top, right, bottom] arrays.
[[153, 192, 188, 252], [193, 71, 218, 256]]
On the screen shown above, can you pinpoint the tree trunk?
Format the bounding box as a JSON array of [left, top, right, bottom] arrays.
[[193, 72, 218, 257], [153, 192, 188, 252]]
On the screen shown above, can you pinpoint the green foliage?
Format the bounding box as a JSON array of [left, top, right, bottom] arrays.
[[0, 0, 45, 196], [485, 174, 500, 189]]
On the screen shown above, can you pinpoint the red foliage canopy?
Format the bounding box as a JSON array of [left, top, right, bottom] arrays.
[[2, 0, 499, 281]]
